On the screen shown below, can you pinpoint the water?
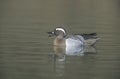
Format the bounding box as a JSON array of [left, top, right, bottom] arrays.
[[0, 0, 120, 79]]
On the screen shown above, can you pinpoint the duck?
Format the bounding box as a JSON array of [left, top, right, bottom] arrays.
[[47, 27, 100, 47]]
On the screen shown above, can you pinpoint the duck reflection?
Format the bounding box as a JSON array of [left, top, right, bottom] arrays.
[[53, 46, 66, 62], [52, 46, 97, 78]]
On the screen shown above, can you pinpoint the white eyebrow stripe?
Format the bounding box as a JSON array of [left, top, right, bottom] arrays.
[[56, 28, 66, 34]]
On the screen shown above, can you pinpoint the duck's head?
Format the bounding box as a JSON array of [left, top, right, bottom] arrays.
[[47, 27, 67, 37]]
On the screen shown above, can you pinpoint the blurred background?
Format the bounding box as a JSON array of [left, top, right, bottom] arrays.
[[0, 0, 120, 79]]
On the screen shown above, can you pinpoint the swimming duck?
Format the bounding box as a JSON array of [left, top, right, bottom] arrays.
[[47, 27, 100, 47]]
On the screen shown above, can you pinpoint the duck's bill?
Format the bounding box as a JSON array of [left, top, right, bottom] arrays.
[[47, 31, 55, 37]]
